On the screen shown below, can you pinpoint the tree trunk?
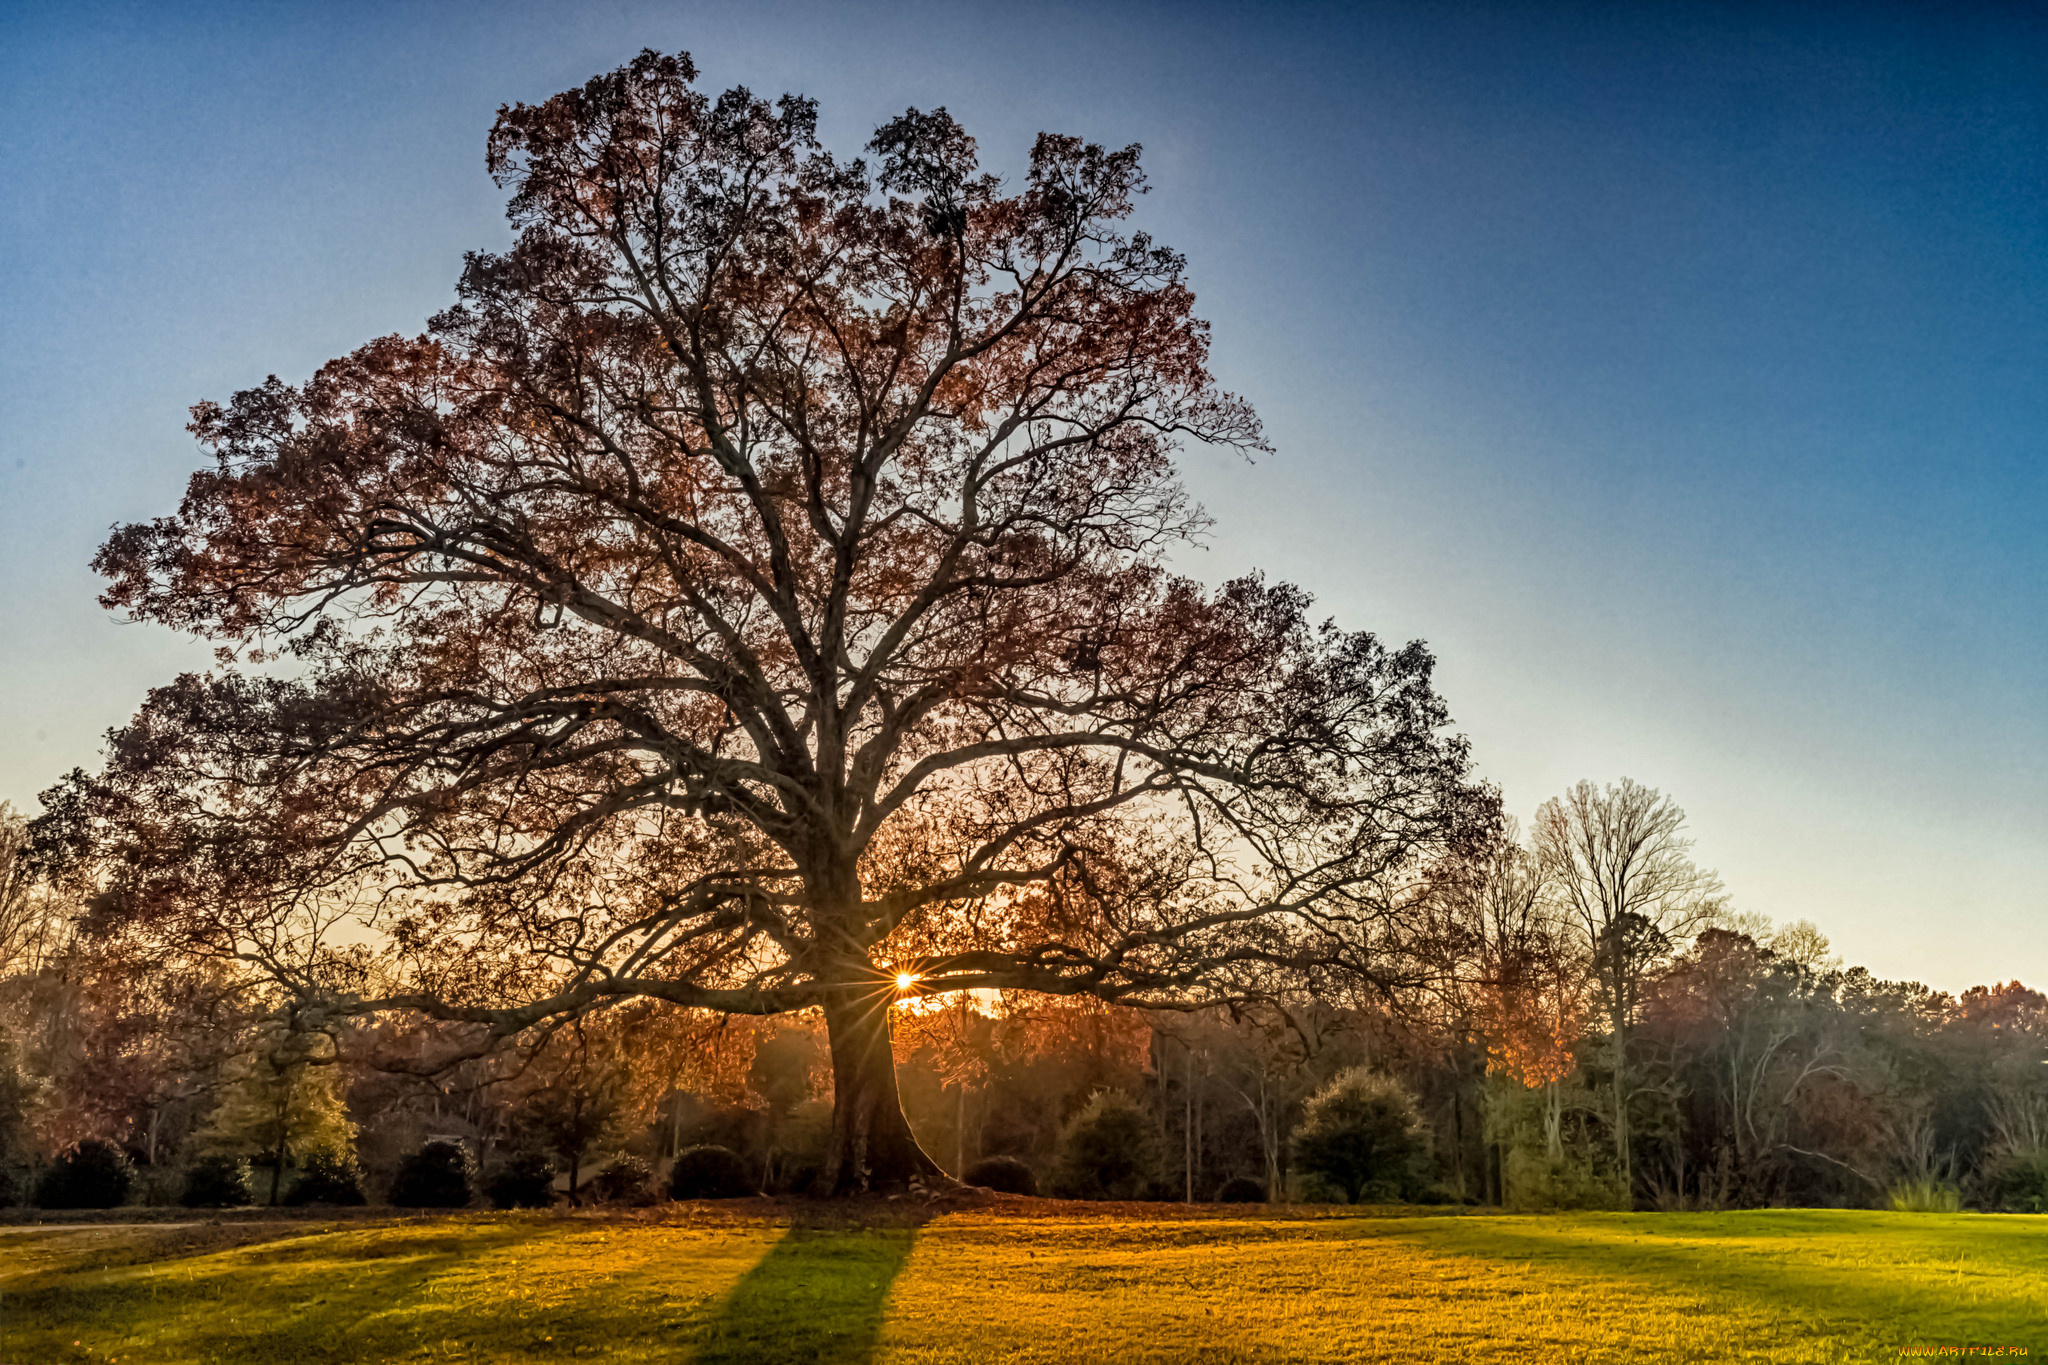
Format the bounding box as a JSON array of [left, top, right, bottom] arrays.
[[1609, 932, 1632, 1198], [1611, 1017, 1630, 1196], [821, 988, 945, 1194], [1256, 1082, 1271, 1196], [955, 1084, 969, 1178], [1451, 1075, 1466, 1201], [268, 1070, 293, 1207]]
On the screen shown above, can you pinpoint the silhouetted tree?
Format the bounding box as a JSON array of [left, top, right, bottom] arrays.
[[39, 50, 1474, 1192], [507, 1024, 633, 1199]]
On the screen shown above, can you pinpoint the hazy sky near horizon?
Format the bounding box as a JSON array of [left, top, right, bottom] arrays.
[[3, 1, 2043, 991]]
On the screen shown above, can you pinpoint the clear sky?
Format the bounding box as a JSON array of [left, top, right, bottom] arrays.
[[3, 0, 2043, 992]]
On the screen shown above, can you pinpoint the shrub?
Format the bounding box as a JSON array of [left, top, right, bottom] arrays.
[[1985, 1150, 2048, 1214], [1504, 1148, 1627, 1212], [483, 1151, 556, 1209], [34, 1139, 133, 1210], [1215, 1175, 1266, 1204], [669, 1144, 755, 1200], [590, 1154, 656, 1206], [1888, 1178, 1961, 1213], [0, 1164, 21, 1209], [964, 1155, 1038, 1196], [1051, 1090, 1158, 1200], [286, 1148, 367, 1207], [1290, 1171, 1348, 1205], [388, 1140, 476, 1208], [180, 1154, 253, 1208], [1291, 1069, 1428, 1204], [136, 1165, 180, 1208], [764, 1098, 833, 1194], [770, 1163, 823, 1197]]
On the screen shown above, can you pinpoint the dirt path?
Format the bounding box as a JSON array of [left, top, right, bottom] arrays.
[[0, 1222, 206, 1233]]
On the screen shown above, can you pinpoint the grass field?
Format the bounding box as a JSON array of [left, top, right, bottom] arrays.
[[4, 1203, 2038, 1363]]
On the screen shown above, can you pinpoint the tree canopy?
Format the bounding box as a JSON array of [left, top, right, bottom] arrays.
[[35, 50, 1474, 1191]]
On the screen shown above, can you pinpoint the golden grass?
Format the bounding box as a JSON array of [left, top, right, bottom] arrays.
[[7, 1206, 2040, 1363]]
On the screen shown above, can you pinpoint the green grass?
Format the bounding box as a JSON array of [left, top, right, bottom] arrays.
[[6, 1205, 2041, 1363]]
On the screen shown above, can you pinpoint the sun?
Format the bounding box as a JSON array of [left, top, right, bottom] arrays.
[[895, 971, 918, 992]]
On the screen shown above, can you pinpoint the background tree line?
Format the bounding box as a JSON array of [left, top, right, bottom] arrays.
[[4, 784, 2041, 1214]]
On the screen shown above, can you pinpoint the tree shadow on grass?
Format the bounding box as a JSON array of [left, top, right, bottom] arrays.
[[691, 1219, 924, 1365], [3, 1221, 540, 1365], [1378, 1214, 2044, 1346]]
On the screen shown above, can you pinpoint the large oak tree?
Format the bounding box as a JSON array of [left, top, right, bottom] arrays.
[[39, 52, 1474, 1191]]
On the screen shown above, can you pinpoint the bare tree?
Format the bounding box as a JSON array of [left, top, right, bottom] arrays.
[[36, 52, 1473, 1192], [0, 805, 66, 978], [1532, 779, 1721, 1190]]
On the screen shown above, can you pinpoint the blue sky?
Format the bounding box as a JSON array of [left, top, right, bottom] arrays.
[[3, 0, 2043, 989]]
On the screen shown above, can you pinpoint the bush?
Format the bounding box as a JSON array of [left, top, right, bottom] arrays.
[[1888, 1178, 1961, 1213], [388, 1140, 476, 1209], [0, 1164, 21, 1209], [1215, 1175, 1266, 1204], [286, 1148, 367, 1207], [590, 1154, 656, 1206], [483, 1151, 556, 1209], [35, 1139, 133, 1210], [180, 1154, 253, 1208], [1985, 1150, 2048, 1213], [770, 1163, 823, 1197], [136, 1165, 180, 1208], [762, 1098, 832, 1194], [1291, 1069, 1428, 1204], [1051, 1090, 1158, 1200], [964, 1154, 1038, 1196], [669, 1144, 756, 1200], [1290, 1170, 1348, 1205], [1504, 1148, 1627, 1212]]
